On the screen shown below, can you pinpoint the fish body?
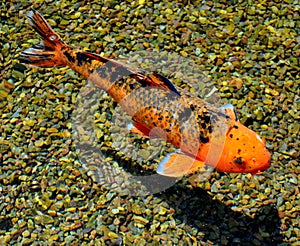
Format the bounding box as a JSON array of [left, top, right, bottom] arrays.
[[20, 11, 271, 177]]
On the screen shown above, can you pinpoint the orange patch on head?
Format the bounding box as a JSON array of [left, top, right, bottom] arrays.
[[198, 122, 270, 174]]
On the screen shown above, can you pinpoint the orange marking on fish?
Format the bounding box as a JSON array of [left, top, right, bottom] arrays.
[[20, 11, 271, 177]]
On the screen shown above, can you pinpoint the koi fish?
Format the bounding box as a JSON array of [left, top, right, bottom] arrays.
[[19, 11, 271, 177]]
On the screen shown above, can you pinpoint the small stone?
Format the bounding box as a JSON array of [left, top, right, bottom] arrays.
[[22, 230, 30, 238], [131, 203, 142, 215], [108, 231, 119, 239], [40, 214, 54, 225], [133, 216, 149, 225], [65, 207, 76, 213]]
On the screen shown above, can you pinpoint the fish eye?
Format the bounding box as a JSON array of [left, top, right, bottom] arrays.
[[234, 157, 244, 165]]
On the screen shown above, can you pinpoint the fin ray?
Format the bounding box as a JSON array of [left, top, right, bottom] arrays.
[[157, 152, 205, 177], [131, 71, 181, 96], [148, 72, 180, 96]]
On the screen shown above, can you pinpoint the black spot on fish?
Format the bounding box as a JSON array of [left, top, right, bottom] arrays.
[[76, 52, 109, 67], [203, 116, 211, 126], [96, 63, 131, 83], [77, 52, 88, 66], [128, 82, 137, 90], [178, 107, 192, 121], [233, 125, 239, 129], [234, 157, 243, 165], [64, 51, 75, 63], [96, 66, 109, 79], [60, 45, 67, 51], [200, 111, 211, 125], [190, 104, 196, 111], [110, 66, 131, 83], [237, 149, 241, 154], [201, 122, 207, 129], [207, 124, 212, 133], [199, 133, 209, 143], [229, 133, 233, 138]]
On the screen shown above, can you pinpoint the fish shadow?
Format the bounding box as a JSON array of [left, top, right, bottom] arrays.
[[158, 182, 284, 246], [79, 150, 284, 245]]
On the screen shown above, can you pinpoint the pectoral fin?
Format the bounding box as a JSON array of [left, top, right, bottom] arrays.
[[219, 103, 239, 121], [156, 152, 205, 177], [127, 122, 166, 139], [127, 122, 150, 138]]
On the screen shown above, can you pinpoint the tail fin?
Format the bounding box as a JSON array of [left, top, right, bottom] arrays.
[[19, 10, 67, 67]]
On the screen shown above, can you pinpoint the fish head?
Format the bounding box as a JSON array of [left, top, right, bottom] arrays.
[[201, 122, 271, 174]]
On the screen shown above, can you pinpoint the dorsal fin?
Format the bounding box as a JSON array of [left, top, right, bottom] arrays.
[[132, 71, 180, 96], [149, 72, 180, 96]]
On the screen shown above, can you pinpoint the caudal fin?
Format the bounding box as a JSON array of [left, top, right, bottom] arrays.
[[19, 10, 67, 67]]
